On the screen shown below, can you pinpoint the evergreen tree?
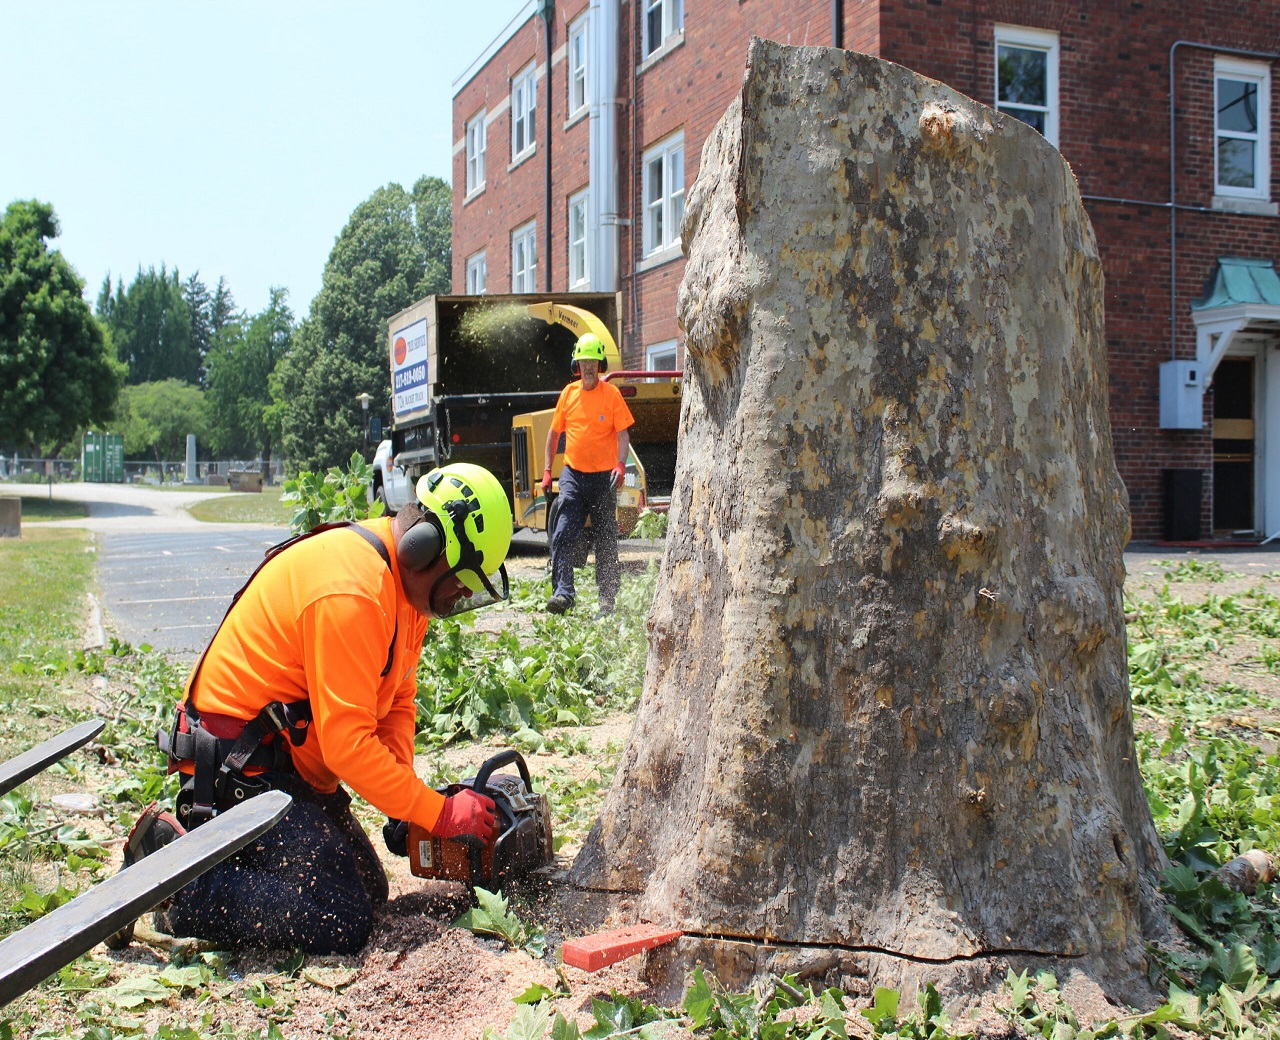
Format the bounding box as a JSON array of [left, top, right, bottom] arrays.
[[205, 287, 292, 462], [99, 265, 200, 384], [210, 276, 237, 336], [184, 271, 212, 382]]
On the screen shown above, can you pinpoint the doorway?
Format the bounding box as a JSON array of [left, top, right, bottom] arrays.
[[1213, 357, 1255, 534]]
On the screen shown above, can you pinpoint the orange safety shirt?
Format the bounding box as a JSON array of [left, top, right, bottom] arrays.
[[183, 518, 444, 832], [550, 379, 634, 473]]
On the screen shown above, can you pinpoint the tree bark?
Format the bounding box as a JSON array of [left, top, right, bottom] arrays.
[[570, 39, 1166, 1002]]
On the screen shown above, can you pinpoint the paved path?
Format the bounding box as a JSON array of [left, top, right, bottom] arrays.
[[18, 483, 286, 654]]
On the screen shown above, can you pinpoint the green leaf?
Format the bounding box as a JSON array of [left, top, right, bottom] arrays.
[[516, 984, 556, 1005], [551, 1013, 583, 1040], [99, 974, 170, 1008], [862, 987, 900, 1031], [683, 967, 715, 1029]]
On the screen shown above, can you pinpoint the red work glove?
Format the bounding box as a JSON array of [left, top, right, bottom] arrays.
[[434, 788, 497, 843], [540, 468, 553, 494], [610, 462, 626, 487]]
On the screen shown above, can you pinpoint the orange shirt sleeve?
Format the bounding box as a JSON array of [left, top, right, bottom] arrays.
[[300, 595, 444, 830], [375, 646, 423, 769], [550, 383, 573, 434]]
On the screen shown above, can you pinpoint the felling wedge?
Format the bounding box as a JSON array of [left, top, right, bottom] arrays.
[[561, 924, 684, 972]]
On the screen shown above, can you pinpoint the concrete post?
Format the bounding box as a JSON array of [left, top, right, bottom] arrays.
[[185, 435, 198, 484], [0, 498, 19, 538]]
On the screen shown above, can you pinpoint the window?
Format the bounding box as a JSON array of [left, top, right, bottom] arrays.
[[568, 190, 589, 288], [511, 222, 537, 293], [568, 15, 588, 117], [643, 133, 685, 256], [465, 111, 486, 195], [643, 0, 683, 59], [466, 252, 487, 294], [994, 25, 1059, 147], [1216, 57, 1271, 199], [646, 340, 678, 372], [512, 62, 537, 160]]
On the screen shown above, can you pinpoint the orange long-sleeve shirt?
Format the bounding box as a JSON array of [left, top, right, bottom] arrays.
[[184, 518, 444, 832]]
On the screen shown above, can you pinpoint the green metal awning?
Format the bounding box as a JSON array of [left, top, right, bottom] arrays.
[[1192, 256, 1280, 311]]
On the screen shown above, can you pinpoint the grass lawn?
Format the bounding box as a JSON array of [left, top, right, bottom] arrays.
[[185, 488, 294, 524], [0, 489, 89, 521]]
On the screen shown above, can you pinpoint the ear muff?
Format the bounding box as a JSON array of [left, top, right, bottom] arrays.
[[396, 511, 444, 572], [569, 356, 606, 376]]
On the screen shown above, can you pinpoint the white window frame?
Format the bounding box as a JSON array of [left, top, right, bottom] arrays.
[[466, 251, 487, 295], [646, 340, 678, 372], [642, 0, 683, 59], [993, 25, 1059, 148], [568, 14, 589, 118], [642, 132, 685, 257], [1215, 56, 1271, 200], [465, 111, 486, 196], [511, 62, 537, 161], [568, 189, 589, 289], [511, 221, 537, 293]]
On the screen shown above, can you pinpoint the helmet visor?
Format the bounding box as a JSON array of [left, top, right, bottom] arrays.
[[431, 563, 510, 619]]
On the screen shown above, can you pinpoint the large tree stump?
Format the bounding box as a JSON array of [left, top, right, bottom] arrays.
[[570, 40, 1166, 1002]]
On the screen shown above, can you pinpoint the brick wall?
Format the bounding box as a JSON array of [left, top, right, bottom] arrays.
[[454, 1, 1280, 540]]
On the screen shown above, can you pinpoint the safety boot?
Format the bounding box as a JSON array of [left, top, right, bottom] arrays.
[[103, 802, 186, 949]]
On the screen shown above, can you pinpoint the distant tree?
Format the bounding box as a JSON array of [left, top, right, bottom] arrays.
[[412, 174, 452, 297], [184, 272, 213, 382], [277, 179, 451, 471], [205, 287, 292, 462], [210, 276, 237, 336], [0, 200, 121, 451], [100, 265, 200, 384], [115, 379, 208, 462]]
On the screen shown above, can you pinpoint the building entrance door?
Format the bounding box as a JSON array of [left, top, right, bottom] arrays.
[[1213, 357, 1255, 535]]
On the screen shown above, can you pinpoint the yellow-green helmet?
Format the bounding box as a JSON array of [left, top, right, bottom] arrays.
[[572, 333, 608, 372], [416, 463, 512, 599]]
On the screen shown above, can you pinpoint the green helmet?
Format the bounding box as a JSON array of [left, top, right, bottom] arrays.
[[572, 333, 608, 371], [415, 463, 512, 612]]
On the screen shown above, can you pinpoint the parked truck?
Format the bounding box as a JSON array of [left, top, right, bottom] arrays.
[[383, 292, 680, 541]]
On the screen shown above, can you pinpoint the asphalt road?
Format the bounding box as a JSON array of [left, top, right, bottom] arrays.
[[95, 527, 288, 655]]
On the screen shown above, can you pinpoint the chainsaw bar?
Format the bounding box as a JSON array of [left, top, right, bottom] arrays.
[[0, 789, 292, 1006], [0, 720, 105, 798]]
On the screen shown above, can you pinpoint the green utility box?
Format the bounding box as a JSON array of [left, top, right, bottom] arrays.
[[81, 431, 124, 483]]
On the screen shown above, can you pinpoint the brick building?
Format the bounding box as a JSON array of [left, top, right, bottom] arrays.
[[451, 1, 1280, 541]]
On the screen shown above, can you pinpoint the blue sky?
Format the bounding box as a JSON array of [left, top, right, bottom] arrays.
[[1, 1, 527, 317]]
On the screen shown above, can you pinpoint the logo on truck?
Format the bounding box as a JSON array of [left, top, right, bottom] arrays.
[[390, 318, 429, 418]]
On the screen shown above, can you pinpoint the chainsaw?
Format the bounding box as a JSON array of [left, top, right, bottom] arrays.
[[408, 749, 554, 888]]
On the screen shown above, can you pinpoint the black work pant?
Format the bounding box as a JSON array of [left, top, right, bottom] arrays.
[[551, 466, 621, 606], [166, 773, 388, 954]]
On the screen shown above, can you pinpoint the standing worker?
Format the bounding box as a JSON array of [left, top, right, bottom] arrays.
[[541, 332, 635, 616], [107, 463, 514, 954]]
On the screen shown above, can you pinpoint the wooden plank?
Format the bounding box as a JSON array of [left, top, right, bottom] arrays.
[[0, 790, 292, 1006], [561, 924, 683, 972], [0, 720, 105, 798]]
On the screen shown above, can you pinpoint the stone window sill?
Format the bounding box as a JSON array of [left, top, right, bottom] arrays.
[[1212, 194, 1279, 216]]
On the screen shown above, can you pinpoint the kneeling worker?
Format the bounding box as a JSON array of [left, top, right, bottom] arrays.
[[109, 463, 513, 954]]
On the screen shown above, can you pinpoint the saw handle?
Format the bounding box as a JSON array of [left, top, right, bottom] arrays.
[[471, 750, 533, 796]]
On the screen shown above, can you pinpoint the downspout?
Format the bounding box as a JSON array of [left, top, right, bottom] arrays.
[[1167, 40, 1279, 360], [588, 0, 620, 294], [832, 0, 843, 49], [539, 0, 555, 292]]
